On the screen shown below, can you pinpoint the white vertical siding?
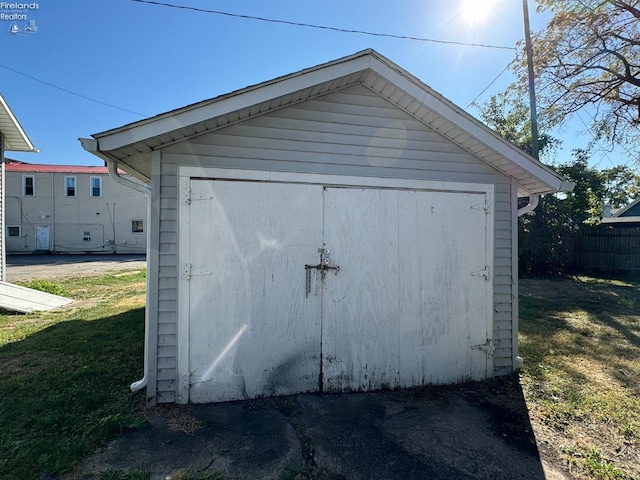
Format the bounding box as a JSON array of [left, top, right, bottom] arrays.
[[152, 84, 515, 402]]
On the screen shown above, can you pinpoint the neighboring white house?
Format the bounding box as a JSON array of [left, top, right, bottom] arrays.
[[0, 94, 37, 280], [82, 49, 572, 405], [4, 161, 148, 254]]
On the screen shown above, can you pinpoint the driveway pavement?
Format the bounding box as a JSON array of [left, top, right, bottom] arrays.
[[69, 377, 569, 480], [5, 254, 146, 281], [8, 255, 568, 480]]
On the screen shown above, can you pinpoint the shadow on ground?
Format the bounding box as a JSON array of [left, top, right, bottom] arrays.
[[70, 375, 566, 480]]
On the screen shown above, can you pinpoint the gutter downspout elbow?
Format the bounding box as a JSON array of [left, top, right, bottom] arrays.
[[517, 194, 540, 217], [106, 159, 150, 196]]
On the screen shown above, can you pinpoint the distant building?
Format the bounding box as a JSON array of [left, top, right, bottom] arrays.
[[1, 94, 38, 279], [601, 198, 640, 227], [4, 161, 148, 254]]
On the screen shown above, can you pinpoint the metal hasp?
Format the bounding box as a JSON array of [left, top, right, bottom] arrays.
[[305, 247, 340, 297]]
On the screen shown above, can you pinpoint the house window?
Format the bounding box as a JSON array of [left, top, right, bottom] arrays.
[[90, 176, 102, 197], [83, 231, 91, 242], [6, 226, 20, 237], [23, 175, 35, 196], [65, 176, 77, 197], [131, 220, 144, 234]]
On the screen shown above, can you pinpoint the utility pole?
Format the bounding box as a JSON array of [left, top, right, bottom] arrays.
[[522, 0, 540, 160]]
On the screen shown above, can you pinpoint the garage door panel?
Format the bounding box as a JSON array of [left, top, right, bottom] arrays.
[[322, 187, 400, 392], [398, 191, 491, 385], [182, 178, 494, 403], [187, 180, 323, 403]]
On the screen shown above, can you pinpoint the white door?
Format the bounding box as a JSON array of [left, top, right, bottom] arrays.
[[321, 188, 492, 392], [185, 180, 323, 403], [36, 226, 49, 251], [182, 179, 492, 403]]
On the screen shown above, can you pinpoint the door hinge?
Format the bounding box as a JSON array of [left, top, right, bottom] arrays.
[[471, 339, 495, 358], [471, 203, 490, 213], [470, 267, 491, 281], [182, 263, 212, 280], [182, 187, 192, 205], [182, 263, 192, 280]]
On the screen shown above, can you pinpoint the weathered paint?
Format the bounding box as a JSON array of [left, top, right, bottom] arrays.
[[153, 85, 513, 403], [178, 174, 493, 403], [182, 180, 323, 403]]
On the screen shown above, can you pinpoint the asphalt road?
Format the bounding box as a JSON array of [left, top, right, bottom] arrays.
[[5, 254, 146, 281]]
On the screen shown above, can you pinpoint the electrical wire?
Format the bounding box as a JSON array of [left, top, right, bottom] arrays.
[[464, 61, 513, 109], [0, 63, 148, 117], [131, 0, 517, 51]]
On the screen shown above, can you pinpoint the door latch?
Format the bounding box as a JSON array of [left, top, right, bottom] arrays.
[[305, 247, 340, 297]]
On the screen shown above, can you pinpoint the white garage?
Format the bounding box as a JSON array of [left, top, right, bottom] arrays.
[[82, 49, 572, 404]]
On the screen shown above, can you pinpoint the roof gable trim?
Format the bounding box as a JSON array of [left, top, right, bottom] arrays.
[[0, 94, 37, 152], [95, 55, 373, 152]]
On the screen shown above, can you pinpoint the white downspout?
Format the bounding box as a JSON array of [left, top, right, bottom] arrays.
[[80, 139, 151, 393], [106, 160, 150, 196], [130, 178, 151, 392], [106, 160, 152, 392], [517, 194, 540, 217]]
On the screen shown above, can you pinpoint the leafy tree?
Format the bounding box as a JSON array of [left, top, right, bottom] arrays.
[[478, 93, 640, 274], [477, 91, 559, 160], [511, 0, 640, 153]]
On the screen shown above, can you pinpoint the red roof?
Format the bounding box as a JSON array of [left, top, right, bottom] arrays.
[[4, 161, 120, 174]]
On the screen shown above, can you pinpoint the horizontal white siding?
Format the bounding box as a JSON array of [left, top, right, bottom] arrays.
[[153, 84, 514, 402], [155, 163, 178, 403]]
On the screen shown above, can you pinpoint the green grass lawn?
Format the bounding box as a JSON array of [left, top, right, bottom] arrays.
[[519, 276, 640, 479], [0, 272, 638, 479], [0, 271, 148, 479]]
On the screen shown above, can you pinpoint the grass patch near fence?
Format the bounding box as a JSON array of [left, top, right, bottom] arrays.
[[0, 271, 148, 479], [519, 276, 640, 479]]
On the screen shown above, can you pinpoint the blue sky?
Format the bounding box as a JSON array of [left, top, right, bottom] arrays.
[[1, 0, 628, 168]]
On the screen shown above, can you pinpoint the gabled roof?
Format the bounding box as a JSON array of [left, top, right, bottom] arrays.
[[602, 197, 640, 224], [0, 94, 37, 152], [612, 197, 640, 218], [81, 49, 572, 196]]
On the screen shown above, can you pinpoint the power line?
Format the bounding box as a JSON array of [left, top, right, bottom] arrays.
[[465, 62, 513, 109], [131, 0, 517, 51], [0, 63, 147, 117]]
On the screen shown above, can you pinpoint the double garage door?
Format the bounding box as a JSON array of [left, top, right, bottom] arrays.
[[179, 175, 493, 403]]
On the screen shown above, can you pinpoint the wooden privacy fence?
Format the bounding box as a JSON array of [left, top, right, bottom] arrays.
[[574, 226, 640, 272]]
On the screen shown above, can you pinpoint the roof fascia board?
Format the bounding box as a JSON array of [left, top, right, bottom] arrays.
[[0, 94, 36, 152], [366, 55, 568, 192], [95, 56, 372, 152], [612, 197, 640, 217]]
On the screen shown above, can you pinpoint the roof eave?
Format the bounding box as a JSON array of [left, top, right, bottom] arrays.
[[85, 49, 571, 196], [0, 94, 37, 153]]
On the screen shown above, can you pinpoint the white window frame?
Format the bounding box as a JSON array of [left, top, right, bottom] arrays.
[[65, 176, 77, 197], [131, 219, 144, 234], [22, 175, 35, 196], [83, 231, 91, 242], [90, 176, 102, 197], [6, 225, 21, 237]]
